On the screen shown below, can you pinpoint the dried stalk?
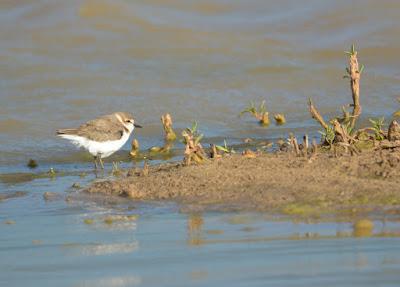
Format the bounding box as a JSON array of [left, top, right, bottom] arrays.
[[308, 98, 328, 130], [312, 139, 318, 154], [161, 113, 177, 142], [331, 119, 351, 144], [308, 45, 363, 145], [347, 46, 362, 128], [303, 134, 309, 156], [289, 134, 300, 155], [293, 137, 300, 155]]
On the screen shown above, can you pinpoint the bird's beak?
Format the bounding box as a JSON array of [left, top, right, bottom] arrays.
[[134, 123, 143, 128]]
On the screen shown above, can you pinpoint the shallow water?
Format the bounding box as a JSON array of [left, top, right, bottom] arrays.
[[1, 172, 400, 287], [2, 1, 400, 286]]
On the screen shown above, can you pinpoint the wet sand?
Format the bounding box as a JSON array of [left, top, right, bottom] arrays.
[[86, 142, 400, 214]]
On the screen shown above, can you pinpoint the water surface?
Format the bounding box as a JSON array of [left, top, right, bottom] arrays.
[[1, 0, 400, 164], [1, 172, 400, 287], [1, 1, 400, 286]]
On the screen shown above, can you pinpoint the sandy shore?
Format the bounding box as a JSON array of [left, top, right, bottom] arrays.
[[86, 143, 400, 215]]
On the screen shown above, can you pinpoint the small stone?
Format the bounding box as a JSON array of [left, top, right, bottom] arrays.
[[4, 220, 15, 225], [27, 159, 38, 169]]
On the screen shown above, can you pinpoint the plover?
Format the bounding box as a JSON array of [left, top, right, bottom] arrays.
[[57, 112, 142, 169]]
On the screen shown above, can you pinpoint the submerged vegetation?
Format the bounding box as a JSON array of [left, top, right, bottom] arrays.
[[239, 101, 287, 127], [161, 113, 177, 142], [145, 113, 178, 158], [240, 101, 270, 126], [130, 139, 140, 157], [273, 114, 286, 125]]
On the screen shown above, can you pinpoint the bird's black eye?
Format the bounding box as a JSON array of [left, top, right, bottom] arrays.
[[125, 120, 131, 123]]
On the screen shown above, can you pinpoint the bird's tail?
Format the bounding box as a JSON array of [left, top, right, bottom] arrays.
[[56, 128, 78, 135]]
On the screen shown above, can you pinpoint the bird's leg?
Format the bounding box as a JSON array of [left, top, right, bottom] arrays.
[[93, 156, 98, 170], [99, 157, 105, 169]]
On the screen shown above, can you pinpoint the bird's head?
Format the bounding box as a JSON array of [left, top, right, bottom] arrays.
[[115, 112, 142, 133]]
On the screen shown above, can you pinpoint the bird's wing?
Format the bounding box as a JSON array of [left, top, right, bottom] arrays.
[[76, 115, 125, 141]]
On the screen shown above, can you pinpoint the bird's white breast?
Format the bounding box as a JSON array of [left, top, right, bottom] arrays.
[[58, 132, 131, 158]]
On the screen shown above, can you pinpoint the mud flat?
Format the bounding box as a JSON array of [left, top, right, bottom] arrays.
[[86, 143, 400, 215]]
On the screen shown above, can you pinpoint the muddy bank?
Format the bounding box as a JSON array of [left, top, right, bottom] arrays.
[[86, 144, 400, 214]]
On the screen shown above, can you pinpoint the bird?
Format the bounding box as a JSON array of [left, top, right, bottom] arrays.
[[57, 112, 142, 169]]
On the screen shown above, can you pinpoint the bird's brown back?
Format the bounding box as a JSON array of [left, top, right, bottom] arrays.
[[57, 113, 127, 142]]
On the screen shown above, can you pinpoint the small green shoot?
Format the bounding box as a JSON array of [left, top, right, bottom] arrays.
[[215, 140, 235, 154], [183, 121, 203, 145], [369, 117, 385, 140], [319, 125, 335, 146], [343, 44, 364, 79], [344, 44, 356, 56]]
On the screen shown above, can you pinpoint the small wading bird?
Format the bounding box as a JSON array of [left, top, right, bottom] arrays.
[[57, 112, 142, 169]]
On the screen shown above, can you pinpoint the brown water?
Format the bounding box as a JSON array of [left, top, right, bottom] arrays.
[[1, 0, 400, 165]]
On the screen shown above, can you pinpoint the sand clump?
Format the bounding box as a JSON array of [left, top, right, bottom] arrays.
[[86, 145, 400, 213]]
